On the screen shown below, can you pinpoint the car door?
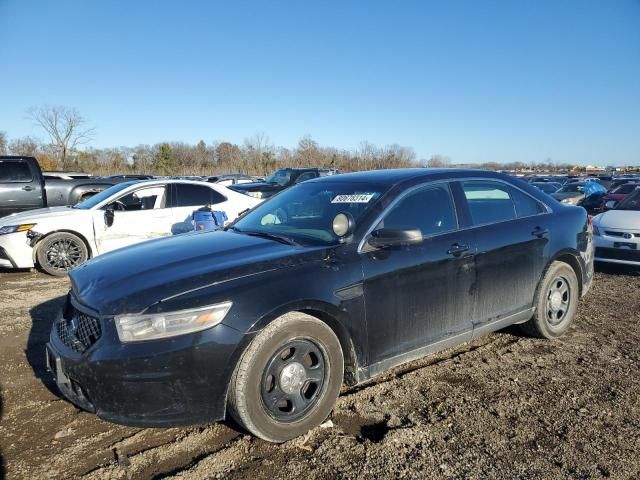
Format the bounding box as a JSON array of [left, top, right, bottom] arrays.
[[169, 183, 231, 234], [454, 180, 552, 334], [93, 185, 173, 253], [360, 182, 476, 367], [0, 159, 44, 216]]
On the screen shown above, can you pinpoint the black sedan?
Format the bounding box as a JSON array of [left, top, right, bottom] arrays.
[[46, 169, 594, 442]]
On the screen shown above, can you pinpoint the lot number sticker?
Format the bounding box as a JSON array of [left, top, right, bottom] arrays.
[[331, 194, 375, 203]]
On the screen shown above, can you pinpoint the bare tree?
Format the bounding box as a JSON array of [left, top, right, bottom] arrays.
[[8, 136, 40, 157], [425, 154, 451, 168], [28, 105, 95, 169], [0, 131, 7, 155]]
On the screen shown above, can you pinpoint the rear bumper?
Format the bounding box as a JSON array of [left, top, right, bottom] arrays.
[[46, 306, 250, 427], [0, 232, 35, 269]]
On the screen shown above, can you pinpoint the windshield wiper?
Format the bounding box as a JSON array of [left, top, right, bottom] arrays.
[[239, 230, 299, 246]]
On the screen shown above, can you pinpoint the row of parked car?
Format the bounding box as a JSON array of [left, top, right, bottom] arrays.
[[4, 159, 637, 442]]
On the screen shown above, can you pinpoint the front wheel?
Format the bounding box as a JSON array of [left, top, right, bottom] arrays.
[[36, 232, 89, 276], [227, 312, 344, 442], [521, 261, 579, 339]]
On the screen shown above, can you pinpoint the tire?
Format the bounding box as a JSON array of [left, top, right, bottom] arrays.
[[36, 232, 89, 277], [228, 312, 344, 442], [521, 261, 579, 339]]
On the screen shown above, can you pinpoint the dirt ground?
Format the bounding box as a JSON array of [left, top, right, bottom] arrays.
[[0, 265, 639, 480]]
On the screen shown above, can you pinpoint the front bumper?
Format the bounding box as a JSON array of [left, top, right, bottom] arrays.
[[594, 232, 640, 266], [46, 300, 249, 427], [0, 232, 35, 269]]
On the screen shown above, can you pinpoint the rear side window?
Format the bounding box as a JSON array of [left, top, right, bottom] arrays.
[[0, 161, 33, 182], [174, 184, 226, 207], [462, 181, 544, 225], [378, 183, 457, 237], [509, 187, 546, 217]]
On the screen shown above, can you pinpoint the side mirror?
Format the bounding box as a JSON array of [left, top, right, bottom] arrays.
[[368, 228, 423, 248], [605, 200, 617, 210], [104, 206, 115, 227]]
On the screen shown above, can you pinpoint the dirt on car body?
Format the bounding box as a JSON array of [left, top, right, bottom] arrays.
[[0, 266, 639, 479]]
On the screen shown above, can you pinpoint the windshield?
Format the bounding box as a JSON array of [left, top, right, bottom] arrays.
[[559, 184, 584, 193], [615, 189, 640, 211], [73, 182, 138, 209], [265, 169, 292, 186], [232, 182, 387, 245]]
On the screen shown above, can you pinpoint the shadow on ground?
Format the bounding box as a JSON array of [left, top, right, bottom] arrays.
[[27, 295, 67, 398], [595, 262, 640, 276]]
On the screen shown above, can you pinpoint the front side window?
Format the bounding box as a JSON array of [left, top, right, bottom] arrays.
[[265, 169, 292, 186], [295, 171, 317, 183], [0, 161, 33, 182], [113, 186, 167, 211], [174, 184, 226, 207], [376, 184, 457, 237]]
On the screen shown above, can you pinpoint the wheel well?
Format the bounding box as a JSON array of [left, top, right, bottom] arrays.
[[299, 308, 359, 386], [32, 229, 93, 264], [553, 253, 583, 295]]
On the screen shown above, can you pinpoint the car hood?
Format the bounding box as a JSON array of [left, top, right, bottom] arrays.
[[0, 206, 81, 226], [594, 210, 640, 231], [69, 231, 323, 315]]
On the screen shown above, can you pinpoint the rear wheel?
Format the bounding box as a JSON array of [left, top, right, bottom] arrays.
[[36, 232, 89, 276], [521, 261, 579, 338], [228, 312, 343, 442]]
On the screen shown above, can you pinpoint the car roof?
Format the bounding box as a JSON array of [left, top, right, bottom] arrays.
[[305, 168, 504, 187]]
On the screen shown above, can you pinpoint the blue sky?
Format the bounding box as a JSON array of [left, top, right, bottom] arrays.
[[1, 0, 639, 165]]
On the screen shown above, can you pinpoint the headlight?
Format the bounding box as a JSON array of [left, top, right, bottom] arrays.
[[561, 197, 579, 205], [592, 224, 600, 236], [246, 191, 264, 199], [115, 301, 232, 342], [0, 224, 37, 235]]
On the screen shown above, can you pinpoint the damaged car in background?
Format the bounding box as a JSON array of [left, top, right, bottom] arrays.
[[46, 168, 593, 442], [0, 179, 260, 275]]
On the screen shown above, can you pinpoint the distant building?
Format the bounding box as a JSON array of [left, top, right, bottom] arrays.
[[585, 165, 606, 173]]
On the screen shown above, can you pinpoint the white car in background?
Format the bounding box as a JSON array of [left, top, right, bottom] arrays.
[[0, 179, 261, 275], [592, 187, 640, 267]]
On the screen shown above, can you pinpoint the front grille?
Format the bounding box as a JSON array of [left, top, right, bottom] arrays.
[[595, 247, 640, 262], [56, 307, 102, 353], [605, 231, 640, 238]]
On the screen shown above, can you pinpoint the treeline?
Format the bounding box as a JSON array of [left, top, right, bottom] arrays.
[[1, 131, 593, 176]]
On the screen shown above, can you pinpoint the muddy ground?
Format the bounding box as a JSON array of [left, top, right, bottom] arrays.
[[0, 266, 639, 479]]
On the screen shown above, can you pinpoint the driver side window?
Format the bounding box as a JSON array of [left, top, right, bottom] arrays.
[[377, 183, 458, 237], [111, 186, 167, 211]]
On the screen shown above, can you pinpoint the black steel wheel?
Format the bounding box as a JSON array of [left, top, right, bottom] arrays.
[[521, 261, 579, 339], [36, 232, 89, 276], [228, 312, 344, 442], [261, 338, 326, 422]]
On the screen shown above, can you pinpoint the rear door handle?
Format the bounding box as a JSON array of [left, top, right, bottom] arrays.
[[22, 186, 34, 191], [531, 227, 549, 238], [447, 243, 470, 256]]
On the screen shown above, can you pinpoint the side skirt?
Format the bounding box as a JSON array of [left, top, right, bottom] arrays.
[[356, 308, 534, 383]]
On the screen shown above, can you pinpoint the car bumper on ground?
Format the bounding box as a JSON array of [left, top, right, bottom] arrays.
[[46, 298, 249, 427], [594, 232, 640, 266], [0, 232, 36, 269]]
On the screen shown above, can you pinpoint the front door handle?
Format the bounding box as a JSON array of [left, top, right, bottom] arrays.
[[531, 227, 549, 238], [447, 243, 470, 256], [22, 185, 34, 191]]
